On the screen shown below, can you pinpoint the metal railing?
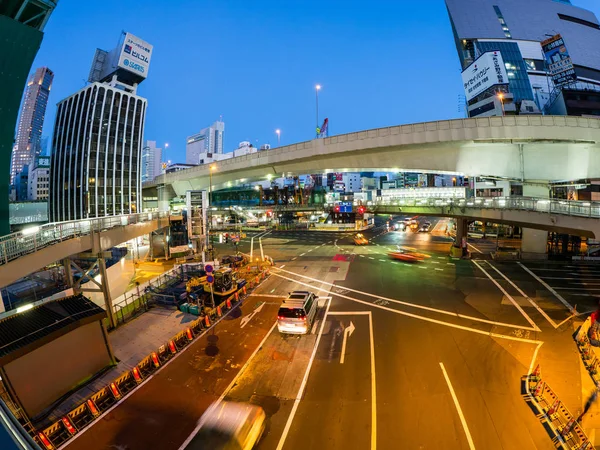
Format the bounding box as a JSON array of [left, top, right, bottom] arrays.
[[0, 211, 168, 267], [372, 196, 600, 218]]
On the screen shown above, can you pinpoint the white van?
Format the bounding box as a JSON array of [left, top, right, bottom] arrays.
[[183, 401, 266, 450], [277, 291, 318, 335]]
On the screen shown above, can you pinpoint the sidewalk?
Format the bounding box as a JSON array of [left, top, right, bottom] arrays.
[[38, 306, 197, 428]]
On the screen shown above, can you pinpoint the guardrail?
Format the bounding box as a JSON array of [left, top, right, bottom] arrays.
[[372, 196, 600, 219], [0, 211, 169, 267]]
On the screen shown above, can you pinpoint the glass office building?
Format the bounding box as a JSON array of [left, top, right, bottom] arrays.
[[446, 0, 600, 112], [49, 83, 147, 221], [0, 0, 57, 236], [10, 66, 54, 185]]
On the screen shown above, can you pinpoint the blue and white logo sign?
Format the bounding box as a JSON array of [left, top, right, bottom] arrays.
[[118, 32, 153, 79]]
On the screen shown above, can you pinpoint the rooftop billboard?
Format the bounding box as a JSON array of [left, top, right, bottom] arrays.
[[117, 32, 153, 79]]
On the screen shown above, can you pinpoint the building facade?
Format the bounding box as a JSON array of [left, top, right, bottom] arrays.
[[186, 120, 225, 165], [10, 67, 54, 185], [49, 82, 147, 221], [28, 155, 50, 201], [446, 0, 600, 115], [141, 140, 162, 183], [0, 2, 56, 235]]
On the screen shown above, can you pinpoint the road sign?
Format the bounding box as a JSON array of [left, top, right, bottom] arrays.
[[206, 275, 214, 284], [205, 264, 214, 273]]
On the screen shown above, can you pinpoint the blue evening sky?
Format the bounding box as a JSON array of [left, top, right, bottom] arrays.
[[32, 0, 600, 163]]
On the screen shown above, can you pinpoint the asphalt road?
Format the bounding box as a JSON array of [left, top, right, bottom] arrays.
[[71, 216, 599, 449]]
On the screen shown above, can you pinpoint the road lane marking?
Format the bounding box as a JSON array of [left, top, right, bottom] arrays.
[[292, 257, 297, 261], [280, 265, 286, 268], [435, 268, 444, 271], [484, 261, 558, 328], [467, 243, 484, 254], [179, 321, 279, 450], [339, 321, 356, 364], [271, 272, 542, 344], [327, 311, 376, 449], [518, 262, 575, 313], [273, 268, 537, 331], [439, 362, 476, 450], [276, 297, 332, 450], [472, 261, 541, 332], [299, 253, 306, 256], [248, 294, 286, 298], [369, 257, 375, 260]]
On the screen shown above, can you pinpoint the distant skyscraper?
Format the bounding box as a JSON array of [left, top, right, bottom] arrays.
[[49, 32, 152, 222], [28, 155, 50, 201], [186, 120, 225, 165], [0, 1, 57, 236], [142, 140, 162, 182], [10, 67, 53, 185]]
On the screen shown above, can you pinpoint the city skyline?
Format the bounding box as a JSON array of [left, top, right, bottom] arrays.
[[27, 0, 600, 165]]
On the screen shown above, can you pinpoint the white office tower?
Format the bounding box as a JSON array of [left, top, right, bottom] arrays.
[[49, 32, 152, 221], [186, 120, 225, 165]]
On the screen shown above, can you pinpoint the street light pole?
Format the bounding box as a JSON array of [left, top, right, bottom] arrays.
[[315, 84, 321, 137], [497, 92, 505, 116], [209, 164, 215, 260], [275, 129, 281, 146]]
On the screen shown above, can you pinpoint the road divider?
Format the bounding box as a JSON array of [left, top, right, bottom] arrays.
[[36, 267, 273, 450]]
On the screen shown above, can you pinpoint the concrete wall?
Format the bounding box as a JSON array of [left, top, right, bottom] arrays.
[[3, 321, 111, 418]]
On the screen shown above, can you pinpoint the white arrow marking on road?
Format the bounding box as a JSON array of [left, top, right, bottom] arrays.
[[340, 321, 355, 364], [240, 302, 265, 328]]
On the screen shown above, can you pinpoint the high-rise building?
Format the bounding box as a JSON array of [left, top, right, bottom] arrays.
[[446, 0, 600, 116], [28, 155, 50, 201], [10, 67, 54, 185], [0, 1, 57, 236], [186, 120, 225, 165], [49, 32, 152, 222], [142, 140, 163, 183]]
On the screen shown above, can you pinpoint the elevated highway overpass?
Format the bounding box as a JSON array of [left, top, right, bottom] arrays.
[[143, 115, 600, 200]]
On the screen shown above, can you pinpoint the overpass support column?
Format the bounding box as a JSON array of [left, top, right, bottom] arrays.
[[450, 218, 468, 258], [97, 257, 117, 330], [521, 185, 550, 260], [157, 185, 170, 212], [62, 258, 79, 294]]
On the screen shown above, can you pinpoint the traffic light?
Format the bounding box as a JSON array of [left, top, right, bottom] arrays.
[[357, 206, 366, 215], [334, 205, 340, 213]]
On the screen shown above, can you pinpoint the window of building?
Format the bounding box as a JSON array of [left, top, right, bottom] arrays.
[[558, 13, 600, 30], [493, 6, 512, 39]]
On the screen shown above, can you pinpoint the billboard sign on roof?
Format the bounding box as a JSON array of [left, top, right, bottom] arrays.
[[541, 34, 577, 87], [117, 32, 153, 79], [462, 51, 509, 102]]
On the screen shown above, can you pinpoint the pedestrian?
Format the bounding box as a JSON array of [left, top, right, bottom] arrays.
[[578, 384, 600, 422]]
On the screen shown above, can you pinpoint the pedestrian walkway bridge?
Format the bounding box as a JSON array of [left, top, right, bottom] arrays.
[[371, 196, 600, 238], [0, 212, 169, 289]]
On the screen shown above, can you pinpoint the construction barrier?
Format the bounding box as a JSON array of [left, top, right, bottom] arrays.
[[526, 365, 592, 449], [36, 266, 272, 449]]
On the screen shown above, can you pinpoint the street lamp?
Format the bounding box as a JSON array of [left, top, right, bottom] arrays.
[[315, 84, 321, 137], [497, 92, 505, 116], [275, 129, 281, 146]]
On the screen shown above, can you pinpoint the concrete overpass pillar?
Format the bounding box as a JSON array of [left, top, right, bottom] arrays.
[[98, 257, 117, 330], [62, 258, 79, 294], [157, 185, 170, 212], [450, 218, 468, 258], [521, 185, 550, 260]]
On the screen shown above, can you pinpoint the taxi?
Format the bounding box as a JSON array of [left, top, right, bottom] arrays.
[[353, 233, 369, 245], [387, 246, 430, 262]]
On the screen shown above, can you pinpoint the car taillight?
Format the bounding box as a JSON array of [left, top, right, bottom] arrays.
[[301, 317, 307, 321], [278, 316, 284, 320]]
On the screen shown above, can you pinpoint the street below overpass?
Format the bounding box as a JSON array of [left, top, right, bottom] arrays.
[[64, 218, 596, 450]]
